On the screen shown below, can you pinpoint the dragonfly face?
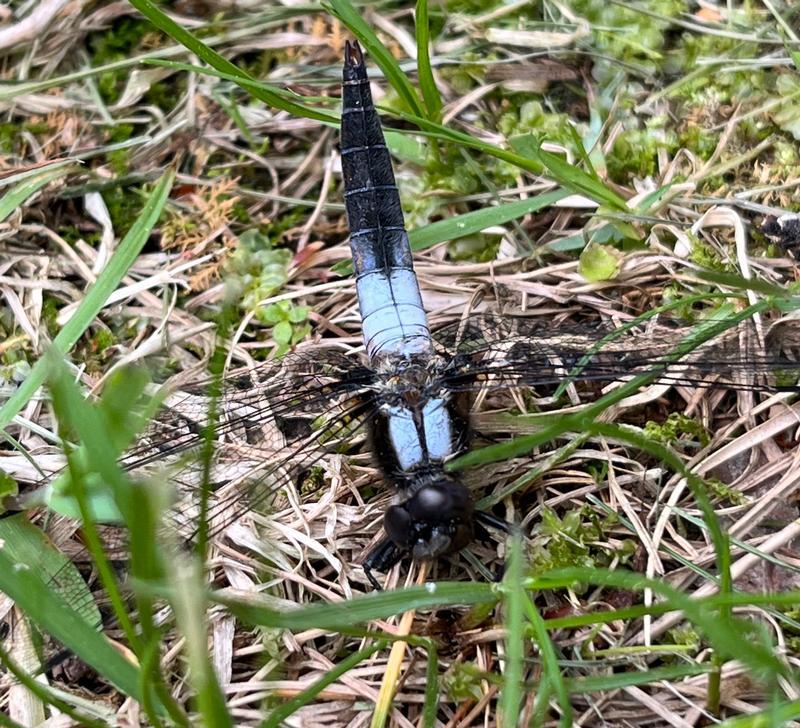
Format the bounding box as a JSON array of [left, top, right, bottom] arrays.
[[383, 477, 474, 561]]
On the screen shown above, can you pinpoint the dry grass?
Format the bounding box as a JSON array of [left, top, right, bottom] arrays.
[[1, 1, 799, 726]]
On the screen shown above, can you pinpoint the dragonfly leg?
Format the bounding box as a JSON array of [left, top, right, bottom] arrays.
[[362, 536, 403, 590], [474, 510, 512, 534]]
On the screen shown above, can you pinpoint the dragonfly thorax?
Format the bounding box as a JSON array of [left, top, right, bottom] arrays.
[[373, 352, 451, 403]]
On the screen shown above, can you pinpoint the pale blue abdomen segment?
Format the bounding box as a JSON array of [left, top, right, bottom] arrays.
[[386, 398, 455, 472], [421, 398, 455, 462], [357, 267, 432, 360], [387, 405, 424, 471]]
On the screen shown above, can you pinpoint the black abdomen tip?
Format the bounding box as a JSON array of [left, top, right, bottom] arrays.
[[345, 39, 364, 68]]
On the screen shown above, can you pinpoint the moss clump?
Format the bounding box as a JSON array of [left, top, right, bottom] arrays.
[[89, 17, 158, 104], [643, 412, 709, 448], [529, 505, 635, 578]]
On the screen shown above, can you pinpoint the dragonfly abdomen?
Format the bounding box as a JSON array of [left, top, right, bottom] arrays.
[[341, 40, 431, 362]]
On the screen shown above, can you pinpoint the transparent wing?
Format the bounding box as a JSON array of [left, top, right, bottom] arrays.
[[432, 313, 800, 394], [22, 347, 377, 555], [124, 347, 377, 542]]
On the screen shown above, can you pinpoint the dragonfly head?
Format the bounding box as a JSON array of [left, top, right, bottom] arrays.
[[384, 480, 474, 560]]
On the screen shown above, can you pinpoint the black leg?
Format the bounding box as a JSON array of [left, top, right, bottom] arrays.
[[474, 510, 513, 534], [362, 536, 403, 591]]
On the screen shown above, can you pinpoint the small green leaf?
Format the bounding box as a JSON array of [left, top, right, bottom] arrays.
[[578, 242, 622, 282], [272, 320, 293, 345], [287, 305, 309, 324], [259, 303, 285, 326], [0, 471, 18, 506]]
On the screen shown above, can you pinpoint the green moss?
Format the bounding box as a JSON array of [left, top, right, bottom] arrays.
[[706, 476, 748, 506], [102, 184, 145, 234], [608, 122, 678, 182], [88, 17, 157, 104], [91, 327, 117, 355], [566, 0, 689, 83], [104, 123, 135, 175], [442, 662, 485, 702], [643, 412, 710, 448], [0, 119, 54, 155], [529, 505, 635, 581]]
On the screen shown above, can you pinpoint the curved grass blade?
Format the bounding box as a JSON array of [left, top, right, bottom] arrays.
[[214, 582, 497, 631], [324, 0, 426, 118], [0, 541, 144, 702], [0, 168, 175, 431], [415, 0, 442, 122], [129, 0, 335, 124], [0, 163, 76, 221]]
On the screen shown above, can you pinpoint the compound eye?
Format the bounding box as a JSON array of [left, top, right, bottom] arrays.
[[411, 486, 449, 516], [384, 505, 413, 547]]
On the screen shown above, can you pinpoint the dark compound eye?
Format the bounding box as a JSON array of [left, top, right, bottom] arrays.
[[407, 482, 473, 523], [384, 504, 413, 547]]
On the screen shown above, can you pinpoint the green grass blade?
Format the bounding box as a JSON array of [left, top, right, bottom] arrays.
[[46, 354, 144, 650], [261, 643, 386, 727], [0, 541, 143, 701], [409, 188, 568, 251], [499, 534, 524, 726], [530, 567, 789, 680], [0, 515, 101, 630], [215, 582, 497, 631], [392, 110, 628, 209], [414, 0, 442, 121], [523, 595, 571, 726], [0, 168, 174, 431], [171, 558, 233, 728], [143, 59, 337, 125], [565, 664, 709, 694], [717, 699, 800, 727], [421, 641, 439, 728], [324, 0, 425, 117], [129, 0, 334, 123], [0, 164, 76, 222]]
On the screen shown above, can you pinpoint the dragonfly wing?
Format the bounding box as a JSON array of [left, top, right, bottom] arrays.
[[432, 313, 800, 394], [126, 348, 376, 542]]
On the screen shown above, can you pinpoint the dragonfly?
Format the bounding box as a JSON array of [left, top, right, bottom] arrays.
[[11, 41, 800, 591]]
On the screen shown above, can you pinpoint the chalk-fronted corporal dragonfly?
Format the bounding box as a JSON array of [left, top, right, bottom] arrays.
[[12, 42, 800, 590]]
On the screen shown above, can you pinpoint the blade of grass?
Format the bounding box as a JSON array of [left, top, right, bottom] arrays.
[[129, 0, 336, 124], [393, 109, 628, 209], [415, 0, 442, 122], [523, 594, 571, 726], [499, 534, 525, 726], [144, 59, 338, 125], [214, 581, 497, 631], [45, 359, 186, 725], [0, 167, 174, 431], [0, 164, 76, 222], [565, 664, 709, 694], [529, 568, 789, 681], [421, 639, 439, 728], [47, 353, 146, 654], [170, 557, 233, 728], [409, 188, 569, 251], [0, 515, 101, 629], [0, 541, 144, 701], [324, 0, 426, 117]]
